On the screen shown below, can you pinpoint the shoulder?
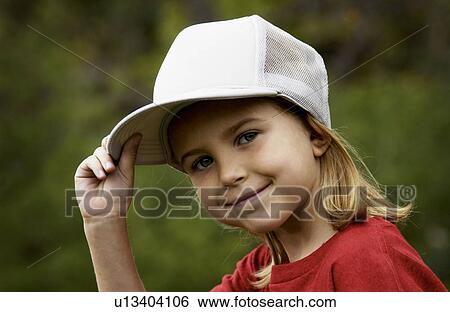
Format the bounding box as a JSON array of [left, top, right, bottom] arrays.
[[210, 243, 271, 292], [331, 217, 447, 291], [231, 242, 271, 276], [332, 216, 422, 262], [331, 216, 410, 255], [330, 217, 404, 289]]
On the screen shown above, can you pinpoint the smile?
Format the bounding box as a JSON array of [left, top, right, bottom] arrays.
[[227, 182, 273, 209]]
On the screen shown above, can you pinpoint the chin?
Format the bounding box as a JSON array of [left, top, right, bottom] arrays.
[[241, 217, 289, 235]]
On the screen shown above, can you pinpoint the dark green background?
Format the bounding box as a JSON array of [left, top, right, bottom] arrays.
[[0, 0, 448, 291]]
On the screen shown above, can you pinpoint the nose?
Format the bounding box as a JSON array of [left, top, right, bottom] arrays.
[[217, 157, 247, 187]]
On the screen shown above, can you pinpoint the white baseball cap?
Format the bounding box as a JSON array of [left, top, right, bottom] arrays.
[[106, 14, 330, 172]]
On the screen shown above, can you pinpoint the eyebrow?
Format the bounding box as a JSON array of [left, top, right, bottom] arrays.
[[179, 117, 265, 167]]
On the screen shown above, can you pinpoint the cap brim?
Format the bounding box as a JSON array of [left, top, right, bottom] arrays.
[[106, 87, 279, 171]]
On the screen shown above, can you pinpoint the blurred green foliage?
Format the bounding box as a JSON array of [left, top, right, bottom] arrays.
[[0, 0, 448, 291]]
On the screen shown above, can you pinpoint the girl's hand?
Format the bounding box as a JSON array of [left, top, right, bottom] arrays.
[[74, 133, 142, 221]]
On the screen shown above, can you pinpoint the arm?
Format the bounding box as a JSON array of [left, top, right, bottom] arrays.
[[75, 133, 147, 291], [84, 218, 146, 291]]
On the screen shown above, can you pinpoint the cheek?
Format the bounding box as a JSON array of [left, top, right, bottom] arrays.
[[249, 133, 290, 172], [190, 167, 217, 188], [254, 133, 318, 188]]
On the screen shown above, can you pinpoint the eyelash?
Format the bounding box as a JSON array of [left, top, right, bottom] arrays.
[[190, 130, 259, 171]]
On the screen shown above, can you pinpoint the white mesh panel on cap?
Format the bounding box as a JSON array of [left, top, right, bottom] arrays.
[[253, 15, 330, 127]]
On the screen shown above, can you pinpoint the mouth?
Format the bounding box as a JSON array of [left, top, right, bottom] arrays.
[[225, 182, 273, 208]]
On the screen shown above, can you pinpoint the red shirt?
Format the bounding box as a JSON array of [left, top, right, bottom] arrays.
[[210, 217, 447, 291]]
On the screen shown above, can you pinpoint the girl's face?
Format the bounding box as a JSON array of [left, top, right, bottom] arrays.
[[168, 97, 329, 234]]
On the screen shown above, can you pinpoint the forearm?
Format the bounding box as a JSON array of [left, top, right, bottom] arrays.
[[83, 218, 146, 291]]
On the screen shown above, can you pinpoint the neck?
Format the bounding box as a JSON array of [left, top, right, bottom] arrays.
[[273, 183, 338, 263]]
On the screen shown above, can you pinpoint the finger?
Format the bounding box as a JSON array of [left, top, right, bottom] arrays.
[[84, 155, 107, 180], [118, 133, 142, 172], [75, 158, 96, 180], [93, 146, 116, 173], [101, 135, 110, 149]]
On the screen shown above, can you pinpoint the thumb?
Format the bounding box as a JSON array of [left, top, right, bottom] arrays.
[[118, 133, 142, 174]]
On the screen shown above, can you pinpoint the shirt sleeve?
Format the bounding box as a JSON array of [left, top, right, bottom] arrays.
[[332, 221, 448, 292], [210, 243, 270, 292]]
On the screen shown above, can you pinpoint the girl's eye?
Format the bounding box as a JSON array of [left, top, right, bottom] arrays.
[[190, 131, 258, 172], [192, 156, 213, 171], [237, 131, 258, 145]]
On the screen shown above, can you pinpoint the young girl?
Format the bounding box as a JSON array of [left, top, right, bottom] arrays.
[[74, 15, 447, 291]]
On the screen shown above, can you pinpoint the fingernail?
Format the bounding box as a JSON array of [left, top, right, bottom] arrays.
[[106, 162, 114, 170]]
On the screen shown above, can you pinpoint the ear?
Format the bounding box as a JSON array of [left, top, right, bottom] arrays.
[[307, 121, 331, 157]]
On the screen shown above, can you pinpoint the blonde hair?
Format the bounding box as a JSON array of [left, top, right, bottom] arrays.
[[248, 97, 414, 290]]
